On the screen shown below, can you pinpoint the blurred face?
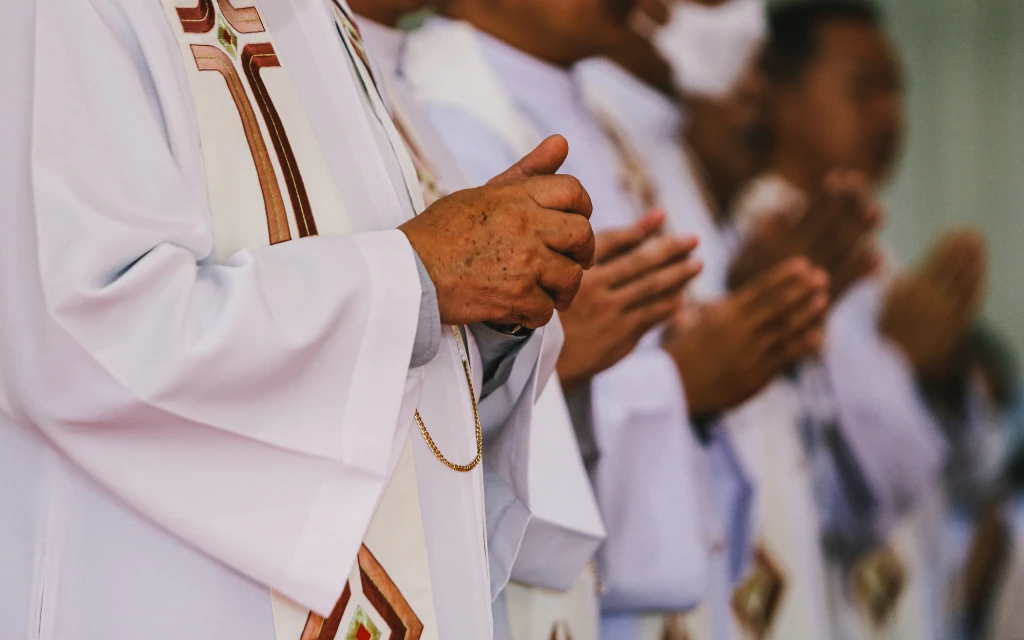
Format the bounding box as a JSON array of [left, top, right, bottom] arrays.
[[634, 0, 733, 24], [687, 60, 772, 211], [775, 20, 904, 185], [520, 0, 636, 57]]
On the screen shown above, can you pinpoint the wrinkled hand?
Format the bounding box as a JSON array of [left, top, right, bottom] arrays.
[[880, 229, 987, 379], [665, 257, 830, 416], [400, 136, 595, 328], [729, 171, 882, 300], [557, 209, 702, 393]]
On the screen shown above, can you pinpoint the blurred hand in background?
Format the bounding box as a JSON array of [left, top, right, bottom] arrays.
[[881, 228, 988, 381], [664, 256, 829, 416], [557, 210, 703, 393], [729, 170, 883, 301]]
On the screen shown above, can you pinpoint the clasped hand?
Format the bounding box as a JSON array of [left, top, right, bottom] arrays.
[[400, 135, 595, 329]]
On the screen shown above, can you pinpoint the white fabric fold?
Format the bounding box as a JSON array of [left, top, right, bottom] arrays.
[[2, 0, 428, 618], [592, 347, 710, 611]]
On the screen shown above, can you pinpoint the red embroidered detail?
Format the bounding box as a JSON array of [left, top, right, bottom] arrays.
[[297, 545, 422, 640], [177, 0, 216, 34]]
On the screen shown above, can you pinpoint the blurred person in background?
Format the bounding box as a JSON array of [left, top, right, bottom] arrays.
[[348, 4, 707, 640], [578, 2, 917, 640], [736, 1, 1012, 638], [400, 1, 833, 640]]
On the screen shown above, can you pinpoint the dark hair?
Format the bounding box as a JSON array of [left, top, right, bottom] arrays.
[[764, 1, 882, 83]]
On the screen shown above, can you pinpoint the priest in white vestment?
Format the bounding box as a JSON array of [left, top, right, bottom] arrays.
[[0, 1, 609, 639], [578, 4, 837, 638], [733, 3, 998, 639], [576, 1, 967, 638], [350, 12, 609, 637], [402, 3, 834, 640], [347, 6, 708, 640], [404, 11, 714, 640]]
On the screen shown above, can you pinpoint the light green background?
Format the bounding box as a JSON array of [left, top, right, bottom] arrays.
[[876, 0, 1024, 352]]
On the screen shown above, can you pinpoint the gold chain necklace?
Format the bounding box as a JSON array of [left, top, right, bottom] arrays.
[[414, 326, 483, 473]]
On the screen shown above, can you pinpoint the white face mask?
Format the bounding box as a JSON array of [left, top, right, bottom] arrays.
[[637, 0, 767, 98]]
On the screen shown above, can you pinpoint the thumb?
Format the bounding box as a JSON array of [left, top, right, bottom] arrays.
[[488, 135, 569, 185]]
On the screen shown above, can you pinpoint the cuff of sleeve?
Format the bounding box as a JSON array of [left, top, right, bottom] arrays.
[[470, 323, 531, 398], [341, 230, 424, 473], [410, 250, 442, 368]]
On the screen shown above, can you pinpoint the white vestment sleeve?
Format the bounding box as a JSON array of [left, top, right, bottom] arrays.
[[479, 328, 552, 598], [0, 0, 423, 615], [426, 103, 608, 595], [592, 340, 709, 611], [484, 319, 604, 595], [823, 279, 949, 540]]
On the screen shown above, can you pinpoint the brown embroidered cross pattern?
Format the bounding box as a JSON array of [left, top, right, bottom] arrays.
[[176, 0, 317, 244]]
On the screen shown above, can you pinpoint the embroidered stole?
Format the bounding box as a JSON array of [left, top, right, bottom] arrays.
[[591, 107, 660, 217], [380, 75, 447, 207], [504, 570, 601, 640], [735, 179, 917, 639], [160, 2, 441, 638]]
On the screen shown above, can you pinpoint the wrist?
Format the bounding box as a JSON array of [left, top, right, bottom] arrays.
[[485, 321, 529, 336], [556, 358, 590, 396]]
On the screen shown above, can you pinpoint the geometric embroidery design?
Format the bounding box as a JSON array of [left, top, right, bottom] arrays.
[[299, 544, 424, 640], [300, 583, 352, 640], [187, 41, 291, 243], [217, 0, 265, 33], [241, 42, 318, 238], [176, 0, 216, 34], [356, 544, 425, 640], [345, 607, 382, 640], [850, 545, 906, 629], [216, 14, 238, 58], [548, 621, 575, 640], [659, 614, 693, 640], [732, 545, 786, 639], [174, 0, 316, 245]]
